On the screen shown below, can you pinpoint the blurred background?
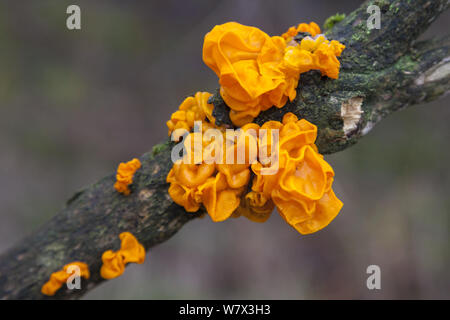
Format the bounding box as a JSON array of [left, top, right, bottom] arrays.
[[0, 0, 448, 299]]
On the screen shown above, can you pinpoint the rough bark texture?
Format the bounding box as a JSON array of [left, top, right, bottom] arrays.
[[0, 0, 449, 299]]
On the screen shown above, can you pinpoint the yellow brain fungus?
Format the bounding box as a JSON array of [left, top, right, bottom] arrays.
[[202, 21, 345, 126], [41, 262, 90, 296], [114, 158, 142, 195], [100, 232, 146, 279], [165, 20, 344, 235]]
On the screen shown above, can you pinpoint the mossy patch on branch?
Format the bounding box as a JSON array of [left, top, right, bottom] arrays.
[[324, 13, 346, 31]]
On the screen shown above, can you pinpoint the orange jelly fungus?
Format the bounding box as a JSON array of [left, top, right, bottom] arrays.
[[114, 158, 142, 195], [41, 262, 90, 296], [202, 22, 345, 126], [250, 113, 343, 234], [100, 232, 146, 280], [166, 20, 345, 235], [167, 91, 216, 138]]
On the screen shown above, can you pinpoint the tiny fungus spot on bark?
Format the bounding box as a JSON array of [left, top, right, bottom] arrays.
[[341, 97, 364, 136]]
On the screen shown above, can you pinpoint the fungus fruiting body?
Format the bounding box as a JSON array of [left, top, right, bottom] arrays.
[[165, 21, 345, 235], [41, 262, 90, 296], [100, 232, 146, 279], [202, 21, 345, 126], [114, 158, 141, 195]]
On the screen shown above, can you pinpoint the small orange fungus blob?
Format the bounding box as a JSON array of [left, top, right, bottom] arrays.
[[114, 158, 141, 195], [41, 262, 90, 296], [100, 232, 146, 280]]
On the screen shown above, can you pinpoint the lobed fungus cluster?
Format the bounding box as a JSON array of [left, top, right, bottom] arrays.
[[203, 22, 345, 126], [166, 110, 342, 234], [165, 21, 345, 235], [247, 113, 342, 234]]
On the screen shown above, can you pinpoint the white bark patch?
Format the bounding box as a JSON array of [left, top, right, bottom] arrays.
[[341, 97, 364, 135], [415, 56, 450, 86], [361, 121, 375, 136], [425, 57, 450, 82]]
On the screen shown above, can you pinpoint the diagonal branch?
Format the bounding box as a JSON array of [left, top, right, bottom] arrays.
[[0, 0, 448, 299]]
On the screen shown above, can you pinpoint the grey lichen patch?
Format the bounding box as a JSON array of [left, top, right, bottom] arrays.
[[341, 97, 364, 136], [139, 189, 155, 201], [164, 193, 173, 202], [152, 165, 161, 175], [37, 242, 67, 267]]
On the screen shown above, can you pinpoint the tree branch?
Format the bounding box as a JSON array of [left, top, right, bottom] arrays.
[[0, 0, 448, 299]]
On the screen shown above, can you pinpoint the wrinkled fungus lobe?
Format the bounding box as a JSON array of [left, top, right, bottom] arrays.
[[114, 158, 141, 195], [250, 113, 343, 234], [100, 232, 146, 279], [41, 262, 90, 296]]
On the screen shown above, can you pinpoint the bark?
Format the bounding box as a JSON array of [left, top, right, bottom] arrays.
[[0, 0, 449, 299]]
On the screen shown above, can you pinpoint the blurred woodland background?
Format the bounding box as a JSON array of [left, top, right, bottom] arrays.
[[0, 0, 449, 299]]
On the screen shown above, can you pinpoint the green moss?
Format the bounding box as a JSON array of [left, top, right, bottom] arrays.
[[152, 141, 170, 156], [351, 32, 364, 42], [324, 13, 346, 31]]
